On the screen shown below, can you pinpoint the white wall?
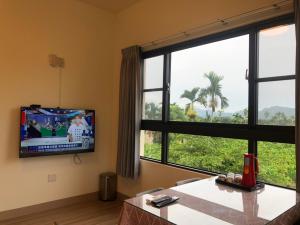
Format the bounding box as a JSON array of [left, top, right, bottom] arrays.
[[0, 0, 115, 212]]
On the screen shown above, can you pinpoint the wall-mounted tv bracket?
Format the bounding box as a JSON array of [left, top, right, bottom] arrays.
[[30, 104, 41, 110]]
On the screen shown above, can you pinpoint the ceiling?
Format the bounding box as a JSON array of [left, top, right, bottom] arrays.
[[79, 0, 139, 13]]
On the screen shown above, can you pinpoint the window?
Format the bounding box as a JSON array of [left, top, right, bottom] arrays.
[[144, 55, 164, 89], [170, 35, 249, 123], [143, 91, 162, 120], [140, 130, 162, 160], [258, 80, 295, 126], [257, 24, 296, 126], [142, 56, 164, 120], [258, 24, 295, 78], [141, 15, 295, 188]]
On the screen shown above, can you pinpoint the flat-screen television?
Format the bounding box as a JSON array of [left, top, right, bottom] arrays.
[[20, 107, 95, 158]]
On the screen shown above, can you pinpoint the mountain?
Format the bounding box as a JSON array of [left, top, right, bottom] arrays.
[[258, 106, 295, 119], [194, 106, 294, 119], [194, 108, 233, 118]]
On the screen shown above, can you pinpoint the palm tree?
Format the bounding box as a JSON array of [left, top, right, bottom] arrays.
[[196, 88, 207, 108], [144, 102, 161, 120], [180, 87, 199, 121], [203, 71, 228, 118]]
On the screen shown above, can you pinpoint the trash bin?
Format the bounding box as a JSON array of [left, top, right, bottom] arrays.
[[99, 172, 117, 201]]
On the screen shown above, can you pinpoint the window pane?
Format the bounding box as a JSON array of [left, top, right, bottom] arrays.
[[140, 130, 161, 160], [144, 56, 164, 89], [170, 35, 249, 123], [143, 91, 162, 120], [258, 24, 295, 78], [258, 141, 295, 188], [168, 133, 247, 173], [258, 80, 295, 126]]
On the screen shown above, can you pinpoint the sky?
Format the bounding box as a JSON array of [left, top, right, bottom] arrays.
[[144, 24, 296, 114]]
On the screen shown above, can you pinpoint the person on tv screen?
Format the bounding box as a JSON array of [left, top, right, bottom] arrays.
[[27, 120, 42, 138], [67, 115, 87, 142]]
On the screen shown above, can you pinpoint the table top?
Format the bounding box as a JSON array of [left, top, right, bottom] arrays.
[[125, 177, 300, 225]]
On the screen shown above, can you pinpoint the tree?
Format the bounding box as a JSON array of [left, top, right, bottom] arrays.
[[180, 87, 199, 121], [232, 113, 244, 124], [144, 102, 161, 120], [231, 108, 248, 124], [264, 111, 270, 120], [170, 103, 187, 121], [242, 108, 248, 120], [270, 112, 288, 126], [203, 71, 228, 118], [196, 88, 208, 108]]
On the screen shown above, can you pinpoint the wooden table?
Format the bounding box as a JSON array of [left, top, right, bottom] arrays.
[[118, 177, 300, 225]]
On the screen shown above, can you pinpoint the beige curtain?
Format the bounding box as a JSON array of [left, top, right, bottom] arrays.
[[116, 46, 142, 179], [295, 0, 300, 192]]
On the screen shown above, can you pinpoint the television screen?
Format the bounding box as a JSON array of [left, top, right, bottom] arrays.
[[20, 107, 95, 157]]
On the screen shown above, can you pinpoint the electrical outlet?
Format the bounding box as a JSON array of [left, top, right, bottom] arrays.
[[48, 174, 56, 183]]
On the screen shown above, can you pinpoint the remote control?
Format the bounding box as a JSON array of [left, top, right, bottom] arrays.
[[154, 197, 179, 208], [151, 196, 172, 205]]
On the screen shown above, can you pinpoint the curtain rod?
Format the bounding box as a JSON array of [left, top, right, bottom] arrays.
[[140, 0, 293, 49]]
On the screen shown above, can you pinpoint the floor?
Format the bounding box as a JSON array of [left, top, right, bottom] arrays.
[[0, 199, 123, 225]]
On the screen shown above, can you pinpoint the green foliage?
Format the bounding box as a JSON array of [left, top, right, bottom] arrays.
[[144, 143, 161, 160], [258, 112, 295, 126], [168, 134, 247, 174], [231, 109, 248, 124], [257, 142, 295, 188], [170, 103, 187, 121], [143, 135, 296, 188], [144, 102, 161, 120]]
